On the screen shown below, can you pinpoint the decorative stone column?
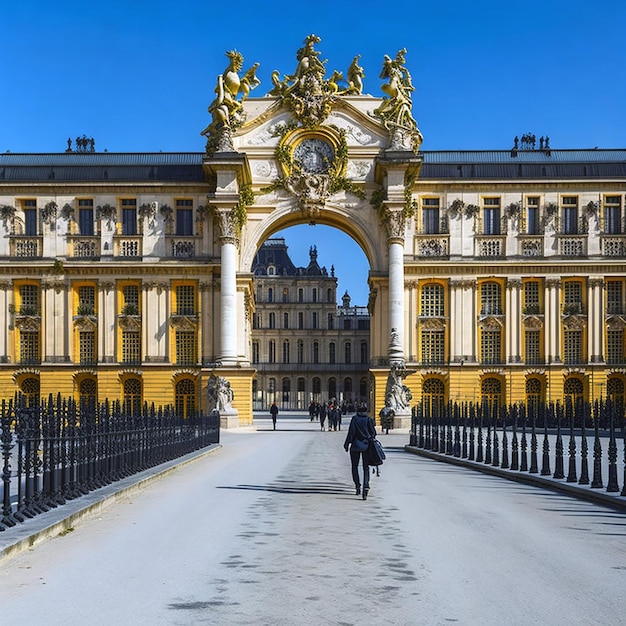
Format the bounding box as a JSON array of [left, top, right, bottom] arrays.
[[588, 277, 604, 363], [506, 278, 522, 363], [545, 277, 561, 363]]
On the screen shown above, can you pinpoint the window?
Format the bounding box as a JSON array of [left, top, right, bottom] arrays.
[[78, 285, 96, 315], [23, 199, 37, 236], [313, 341, 319, 364], [269, 312, 275, 329], [329, 342, 336, 364], [282, 378, 290, 403], [524, 330, 541, 365], [423, 378, 445, 417], [268, 288, 273, 303], [122, 284, 140, 315], [20, 332, 40, 364], [483, 198, 501, 235], [79, 331, 96, 364], [343, 318, 351, 330], [269, 340, 276, 363], [327, 288, 333, 303], [360, 341, 368, 364], [328, 313, 334, 330], [328, 378, 337, 398], [563, 377, 584, 407], [525, 196, 541, 235], [175, 284, 196, 315], [481, 377, 502, 413], [282, 288, 289, 303], [526, 378, 543, 409], [175, 378, 196, 418], [607, 280, 623, 314], [563, 281, 583, 314], [175, 199, 193, 236], [312, 288, 317, 303], [176, 331, 197, 365], [604, 195, 622, 235], [19, 284, 39, 315], [523, 281, 540, 314], [298, 312, 304, 329], [297, 340, 304, 364], [78, 378, 97, 408], [480, 282, 502, 315], [312, 312, 318, 329], [283, 312, 289, 329], [481, 330, 501, 364], [252, 342, 259, 364], [298, 288, 303, 302], [561, 196, 578, 234], [123, 378, 142, 415], [122, 331, 141, 364], [344, 341, 352, 364], [421, 283, 445, 317], [607, 330, 625, 364], [422, 198, 441, 234], [563, 330, 583, 365], [121, 199, 137, 235], [78, 199, 94, 235], [282, 340, 290, 363], [421, 330, 445, 364]]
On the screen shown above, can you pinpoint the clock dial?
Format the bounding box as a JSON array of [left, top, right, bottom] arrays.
[[293, 138, 334, 174]]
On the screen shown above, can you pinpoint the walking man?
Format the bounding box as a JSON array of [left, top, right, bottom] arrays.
[[343, 403, 376, 500], [270, 401, 279, 430]]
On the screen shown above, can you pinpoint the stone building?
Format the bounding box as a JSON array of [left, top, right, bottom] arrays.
[[0, 37, 625, 426], [251, 238, 369, 410]]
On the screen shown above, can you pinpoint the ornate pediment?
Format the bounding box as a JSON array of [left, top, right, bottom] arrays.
[[478, 316, 504, 330], [118, 315, 142, 331], [522, 315, 544, 330], [562, 315, 586, 331], [170, 315, 198, 330], [73, 315, 98, 331], [15, 315, 41, 331], [418, 317, 446, 331], [606, 315, 626, 330]]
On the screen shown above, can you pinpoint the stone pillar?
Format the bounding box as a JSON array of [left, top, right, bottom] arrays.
[[41, 278, 68, 363], [506, 278, 522, 363], [588, 277, 604, 363], [545, 278, 561, 363], [388, 232, 405, 364], [0, 281, 10, 362], [215, 210, 238, 366], [99, 281, 115, 363]]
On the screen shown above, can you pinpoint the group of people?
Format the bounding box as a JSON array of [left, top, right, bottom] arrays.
[[308, 400, 360, 431]]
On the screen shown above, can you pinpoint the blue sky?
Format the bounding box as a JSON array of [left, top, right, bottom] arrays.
[[3, 1, 625, 304]]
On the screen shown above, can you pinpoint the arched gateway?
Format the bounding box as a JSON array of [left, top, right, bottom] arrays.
[[204, 36, 422, 427]]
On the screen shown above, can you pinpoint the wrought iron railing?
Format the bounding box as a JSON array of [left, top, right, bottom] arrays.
[[0, 394, 219, 530]]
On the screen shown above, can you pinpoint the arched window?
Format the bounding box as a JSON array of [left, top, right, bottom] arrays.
[[312, 377, 321, 396], [359, 376, 367, 401], [269, 340, 276, 363], [78, 377, 97, 410], [313, 341, 319, 363], [421, 283, 445, 317], [481, 377, 502, 416], [564, 377, 584, 407], [123, 377, 142, 415], [328, 377, 337, 399], [329, 342, 336, 364], [423, 377, 445, 418], [327, 288, 333, 303], [269, 312, 275, 329], [282, 377, 290, 403], [282, 340, 290, 363], [344, 377, 353, 399], [283, 312, 289, 329], [607, 377, 625, 407], [360, 340, 368, 364], [525, 377, 543, 410], [297, 340, 304, 364], [268, 287, 273, 303], [298, 288, 304, 302], [480, 281, 502, 315], [175, 378, 196, 418], [21, 376, 40, 405]]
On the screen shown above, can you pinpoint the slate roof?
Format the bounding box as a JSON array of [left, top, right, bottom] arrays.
[[0, 149, 624, 182]]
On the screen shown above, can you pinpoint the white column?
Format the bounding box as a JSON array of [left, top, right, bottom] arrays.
[[588, 277, 604, 363], [220, 238, 238, 365], [388, 238, 404, 363], [506, 278, 522, 363], [545, 278, 561, 363]]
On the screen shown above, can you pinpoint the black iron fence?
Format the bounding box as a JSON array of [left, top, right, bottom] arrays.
[[410, 399, 626, 496], [1, 394, 220, 530]]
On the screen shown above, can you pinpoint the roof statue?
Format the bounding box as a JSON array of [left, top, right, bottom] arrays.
[[267, 34, 361, 128], [201, 50, 260, 154], [372, 48, 423, 153]]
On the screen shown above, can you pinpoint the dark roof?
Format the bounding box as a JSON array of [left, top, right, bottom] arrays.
[[252, 238, 330, 278], [0, 149, 624, 182]]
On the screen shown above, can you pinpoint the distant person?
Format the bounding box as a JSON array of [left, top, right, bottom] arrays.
[[270, 402, 279, 430], [343, 403, 376, 500], [309, 401, 316, 422], [319, 402, 327, 431]]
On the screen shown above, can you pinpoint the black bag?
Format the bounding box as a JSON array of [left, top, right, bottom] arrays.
[[364, 437, 386, 466]]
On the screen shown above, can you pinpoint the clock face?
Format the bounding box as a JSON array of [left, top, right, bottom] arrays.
[[293, 138, 334, 174]]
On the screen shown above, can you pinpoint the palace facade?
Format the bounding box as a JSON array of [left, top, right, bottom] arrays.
[[251, 238, 369, 410], [0, 37, 625, 426]]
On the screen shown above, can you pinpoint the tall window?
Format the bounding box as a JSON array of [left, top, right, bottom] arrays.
[[313, 341, 319, 364], [481, 377, 502, 413], [480, 282, 502, 315], [175, 284, 196, 315], [360, 340, 368, 364], [252, 341, 259, 364], [422, 198, 441, 234], [421, 330, 445, 364], [421, 283, 444, 317], [327, 288, 333, 303], [20, 332, 40, 364], [481, 330, 501, 364], [298, 288, 304, 302], [175, 378, 196, 418], [175, 199, 194, 236], [344, 341, 352, 364], [604, 196, 622, 235], [78, 378, 97, 408], [176, 331, 197, 365], [122, 331, 141, 364], [561, 196, 578, 234], [123, 378, 142, 415], [563, 281, 583, 315], [329, 342, 336, 364], [121, 199, 137, 235], [563, 330, 583, 365], [269, 312, 275, 329], [524, 330, 541, 364], [283, 312, 289, 329], [607, 330, 625, 365], [312, 312, 318, 329], [122, 284, 140, 315], [526, 378, 543, 408], [423, 378, 445, 417], [328, 313, 334, 330], [298, 312, 304, 329], [78, 285, 96, 315], [563, 377, 584, 407], [78, 199, 94, 235], [312, 288, 317, 303], [483, 198, 501, 235], [607, 280, 623, 314], [282, 288, 289, 303], [297, 340, 304, 363], [524, 196, 541, 235], [269, 340, 276, 363], [79, 331, 96, 365], [23, 199, 37, 236], [282, 340, 290, 364], [19, 284, 39, 315], [523, 280, 540, 314]]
